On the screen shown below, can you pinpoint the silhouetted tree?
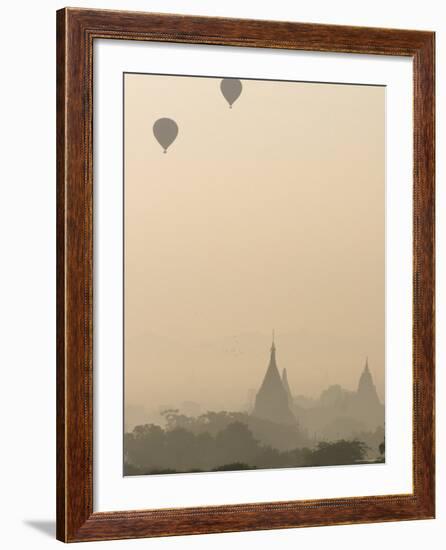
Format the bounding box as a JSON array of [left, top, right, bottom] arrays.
[[215, 422, 259, 466], [124, 422, 371, 475], [306, 439, 368, 466]]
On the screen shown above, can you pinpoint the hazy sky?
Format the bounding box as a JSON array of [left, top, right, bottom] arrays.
[[124, 74, 385, 416]]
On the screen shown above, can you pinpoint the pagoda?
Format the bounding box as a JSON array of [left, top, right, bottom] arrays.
[[252, 334, 295, 425]]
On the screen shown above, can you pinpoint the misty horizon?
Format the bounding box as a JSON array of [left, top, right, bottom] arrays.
[[125, 331, 384, 429], [124, 331, 385, 476]]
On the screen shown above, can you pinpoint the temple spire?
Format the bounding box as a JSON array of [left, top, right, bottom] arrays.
[[269, 330, 276, 365], [252, 333, 295, 425], [357, 356, 380, 404], [282, 368, 294, 408]]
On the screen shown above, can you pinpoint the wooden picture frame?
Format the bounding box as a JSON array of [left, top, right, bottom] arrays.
[[56, 7, 435, 542]]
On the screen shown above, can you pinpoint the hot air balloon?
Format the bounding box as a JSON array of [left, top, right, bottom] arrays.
[[220, 79, 242, 108], [153, 118, 178, 153]]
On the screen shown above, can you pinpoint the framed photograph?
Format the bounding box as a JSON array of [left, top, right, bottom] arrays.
[[56, 8, 435, 542]]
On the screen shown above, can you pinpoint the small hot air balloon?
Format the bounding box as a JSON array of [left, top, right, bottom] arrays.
[[220, 79, 242, 108], [153, 118, 178, 153]]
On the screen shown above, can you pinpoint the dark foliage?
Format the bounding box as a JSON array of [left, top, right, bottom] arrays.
[[124, 414, 370, 475], [161, 409, 308, 450], [303, 439, 369, 466], [213, 462, 254, 471]]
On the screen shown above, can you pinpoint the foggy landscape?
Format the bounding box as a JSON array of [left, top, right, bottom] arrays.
[[124, 75, 385, 475], [124, 336, 385, 475]]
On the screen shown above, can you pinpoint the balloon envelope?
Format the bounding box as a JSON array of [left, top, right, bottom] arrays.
[[220, 79, 242, 107], [153, 118, 178, 152]]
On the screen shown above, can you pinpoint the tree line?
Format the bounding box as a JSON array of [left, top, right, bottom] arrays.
[[124, 411, 374, 475]]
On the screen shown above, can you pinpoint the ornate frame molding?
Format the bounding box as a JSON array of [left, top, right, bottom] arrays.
[[57, 8, 435, 542]]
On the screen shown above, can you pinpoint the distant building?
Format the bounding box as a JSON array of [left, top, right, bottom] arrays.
[[252, 337, 384, 436], [282, 368, 294, 408], [357, 358, 380, 403], [252, 336, 295, 425], [291, 357, 384, 440], [353, 357, 384, 430], [244, 388, 257, 413]]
